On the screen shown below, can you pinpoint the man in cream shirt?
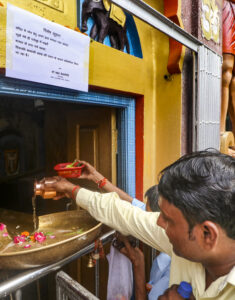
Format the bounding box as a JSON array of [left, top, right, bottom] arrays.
[[50, 150, 235, 299]]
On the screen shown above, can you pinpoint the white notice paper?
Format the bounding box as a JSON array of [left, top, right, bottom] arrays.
[[6, 4, 90, 92]]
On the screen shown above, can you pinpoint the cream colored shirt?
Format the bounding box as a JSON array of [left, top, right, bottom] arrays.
[[76, 188, 235, 299]]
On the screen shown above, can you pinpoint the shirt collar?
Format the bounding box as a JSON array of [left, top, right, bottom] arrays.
[[227, 266, 235, 286], [216, 266, 235, 294], [156, 252, 171, 271]]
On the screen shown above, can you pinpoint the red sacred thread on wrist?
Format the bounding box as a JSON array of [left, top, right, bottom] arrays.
[[96, 178, 107, 189], [72, 185, 80, 200]]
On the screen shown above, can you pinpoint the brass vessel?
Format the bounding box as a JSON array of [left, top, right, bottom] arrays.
[[0, 209, 102, 269], [34, 178, 57, 199]]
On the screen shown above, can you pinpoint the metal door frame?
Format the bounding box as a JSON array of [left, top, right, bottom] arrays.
[[0, 79, 136, 197], [111, 0, 222, 151]]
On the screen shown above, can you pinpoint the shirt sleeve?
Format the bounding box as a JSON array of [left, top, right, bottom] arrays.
[[131, 198, 146, 210], [76, 188, 173, 255]]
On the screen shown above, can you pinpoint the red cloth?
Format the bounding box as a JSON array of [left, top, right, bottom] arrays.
[[223, 0, 235, 55]]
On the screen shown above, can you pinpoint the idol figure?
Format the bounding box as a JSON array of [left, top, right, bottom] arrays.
[[221, 0, 235, 155]]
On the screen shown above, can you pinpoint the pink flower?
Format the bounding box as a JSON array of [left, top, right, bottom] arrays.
[[34, 232, 46, 243], [49, 235, 56, 239], [24, 244, 31, 249], [0, 223, 6, 231], [2, 233, 8, 237], [14, 235, 26, 244]]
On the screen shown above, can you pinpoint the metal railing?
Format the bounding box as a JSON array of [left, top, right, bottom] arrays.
[[0, 230, 115, 299], [56, 271, 99, 300]]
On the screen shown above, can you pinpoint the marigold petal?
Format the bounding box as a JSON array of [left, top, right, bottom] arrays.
[[21, 231, 29, 237], [29, 236, 35, 242]]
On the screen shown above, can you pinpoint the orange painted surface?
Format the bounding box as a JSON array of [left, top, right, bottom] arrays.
[[164, 0, 183, 74], [168, 39, 183, 73], [164, 2, 178, 18]]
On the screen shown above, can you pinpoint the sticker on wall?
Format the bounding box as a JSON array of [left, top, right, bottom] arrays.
[[4, 149, 19, 176], [6, 3, 90, 92], [201, 0, 220, 43]]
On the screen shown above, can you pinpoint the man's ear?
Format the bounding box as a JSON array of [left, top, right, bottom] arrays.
[[199, 221, 219, 250]]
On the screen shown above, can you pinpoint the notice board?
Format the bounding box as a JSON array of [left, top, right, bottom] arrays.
[[6, 3, 90, 92]]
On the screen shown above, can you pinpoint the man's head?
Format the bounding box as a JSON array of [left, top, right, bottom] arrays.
[[158, 150, 235, 240], [144, 185, 159, 212], [156, 150, 235, 261]]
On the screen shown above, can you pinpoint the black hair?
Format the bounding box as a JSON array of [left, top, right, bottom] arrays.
[[158, 149, 235, 239], [144, 185, 159, 212]]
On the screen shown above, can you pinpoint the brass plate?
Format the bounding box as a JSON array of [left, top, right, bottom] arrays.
[[0, 209, 102, 269]]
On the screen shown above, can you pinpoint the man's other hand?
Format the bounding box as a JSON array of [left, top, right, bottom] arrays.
[[78, 160, 98, 181], [158, 284, 195, 300], [113, 233, 144, 268]]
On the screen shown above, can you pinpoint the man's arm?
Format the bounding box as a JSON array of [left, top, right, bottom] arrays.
[[76, 187, 172, 254], [158, 285, 195, 300], [133, 262, 147, 300], [116, 235, 147, 300], [49, 177, 172, 254], [78, 160, 146, 210], [78, 160, 133, 203]]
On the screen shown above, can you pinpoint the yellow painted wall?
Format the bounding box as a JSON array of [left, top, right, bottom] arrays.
[[134, 1, 182, 191], [89, 1, 183, 192], [0, 0, 183, 193], [0, 0, 77, 25]]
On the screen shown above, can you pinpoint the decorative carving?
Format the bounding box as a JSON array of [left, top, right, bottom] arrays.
[[201, 0, 220, 43], [220, 132, 235, 155], [81, 0, 130, 53], [34, 0, 64, 12], [4, 149, 19, 176]]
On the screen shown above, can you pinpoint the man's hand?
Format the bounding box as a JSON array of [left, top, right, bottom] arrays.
[[113, 233, 147, 300], [113, 233, 144, 267], [158, 285, 195, 300], [78, 160, 101, 181], [44, 176, 76, 200], [77, 160, 133, 203]]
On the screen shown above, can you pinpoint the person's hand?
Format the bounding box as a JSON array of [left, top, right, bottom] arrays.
[[113, 233, 144, 268], [44, 176, 76, 200], [78, 160, 102, 182], [114, 234, 147, 300], [158, 285, 195, 300], [77, 160, 134, 203]]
